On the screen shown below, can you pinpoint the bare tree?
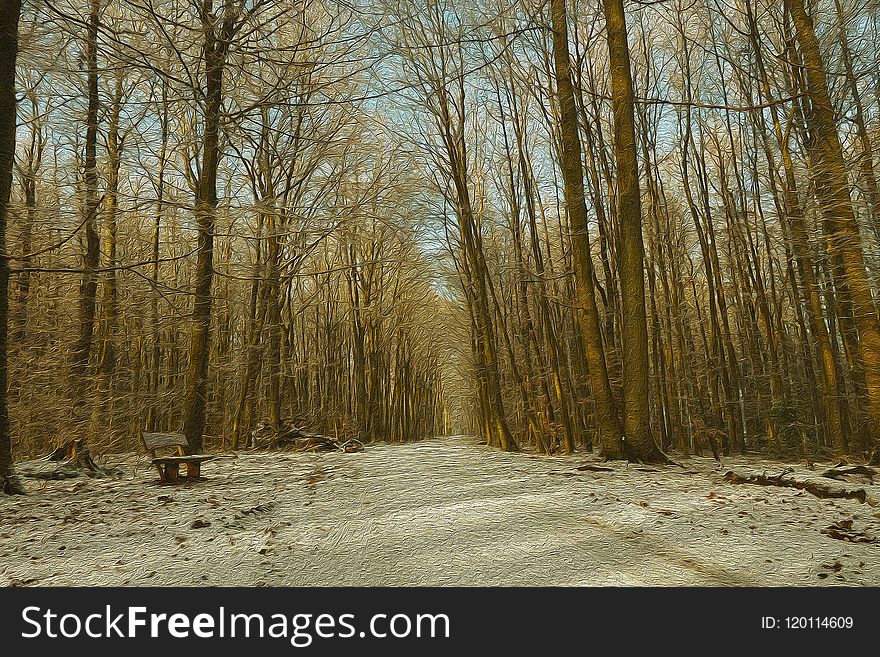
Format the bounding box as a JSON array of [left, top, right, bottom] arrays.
[[0, 0, 22, 494]]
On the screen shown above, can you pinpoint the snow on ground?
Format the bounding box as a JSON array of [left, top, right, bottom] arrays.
[[1, 435, 878, 586]]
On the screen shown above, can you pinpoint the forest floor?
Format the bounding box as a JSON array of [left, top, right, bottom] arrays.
[[1, 435, 878, 586]]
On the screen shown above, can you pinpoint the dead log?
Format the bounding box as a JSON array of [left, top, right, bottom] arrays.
[[295, 434, 338, 451], [338, 439, 365, 453], [28, 467, 80, 480], [820, 465, 877, 481], [723, 468, 878, 506], [249, 418, 367, 453]]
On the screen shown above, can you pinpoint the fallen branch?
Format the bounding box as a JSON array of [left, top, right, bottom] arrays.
[[250, 419, 365, 453], [820, 465, 876, 481], [338, 439, 365, 453], [723, 468, 878, 506]]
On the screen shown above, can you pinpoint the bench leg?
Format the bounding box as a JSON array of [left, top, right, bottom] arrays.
[[185, 461, 201, 479], [165, 462, 180, 483]]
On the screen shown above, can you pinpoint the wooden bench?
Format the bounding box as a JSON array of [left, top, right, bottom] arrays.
[[141, 432, 216, 483]]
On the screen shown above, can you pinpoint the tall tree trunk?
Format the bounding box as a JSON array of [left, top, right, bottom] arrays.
[[347, 242, 369, 442], [602, 0, 665, 461], [232, 218, 264, 450], [265, 212, 282, 434], [745, 0, 846, 453], [833, 0, 880, 234], [13, 91, 40, 344], [13, 173, 33, 344], [181, 0, 237, 453], [146, 80, 168, 433], [89, 72, 125, 447], [99, 72, 123, 375], [70, 0, 101, 381], [0, 0, 22, 494], [550, 0, 623, 455], [787, 0, 880, 453]]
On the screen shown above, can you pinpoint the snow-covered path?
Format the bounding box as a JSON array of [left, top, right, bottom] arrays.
[[1, 436, 877, 586]]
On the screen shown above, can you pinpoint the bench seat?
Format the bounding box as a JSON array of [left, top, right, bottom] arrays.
[[151, 455, 215, 482], [142, 432, 215, 483]]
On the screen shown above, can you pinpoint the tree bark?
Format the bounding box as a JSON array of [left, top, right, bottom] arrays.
[[98, 72, 123, 375], [0, 0, 22, 494], [146, 80, 168, 433], [833, 0, 880, 235], [70, 0, 101, 381], [742, 0, 846, 453], [787, 0, 880, 452], [550, 0, 623, 456], [181, 0, 237, 453], [12, 89, 40, 344], [602, 0, 665, 461]]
